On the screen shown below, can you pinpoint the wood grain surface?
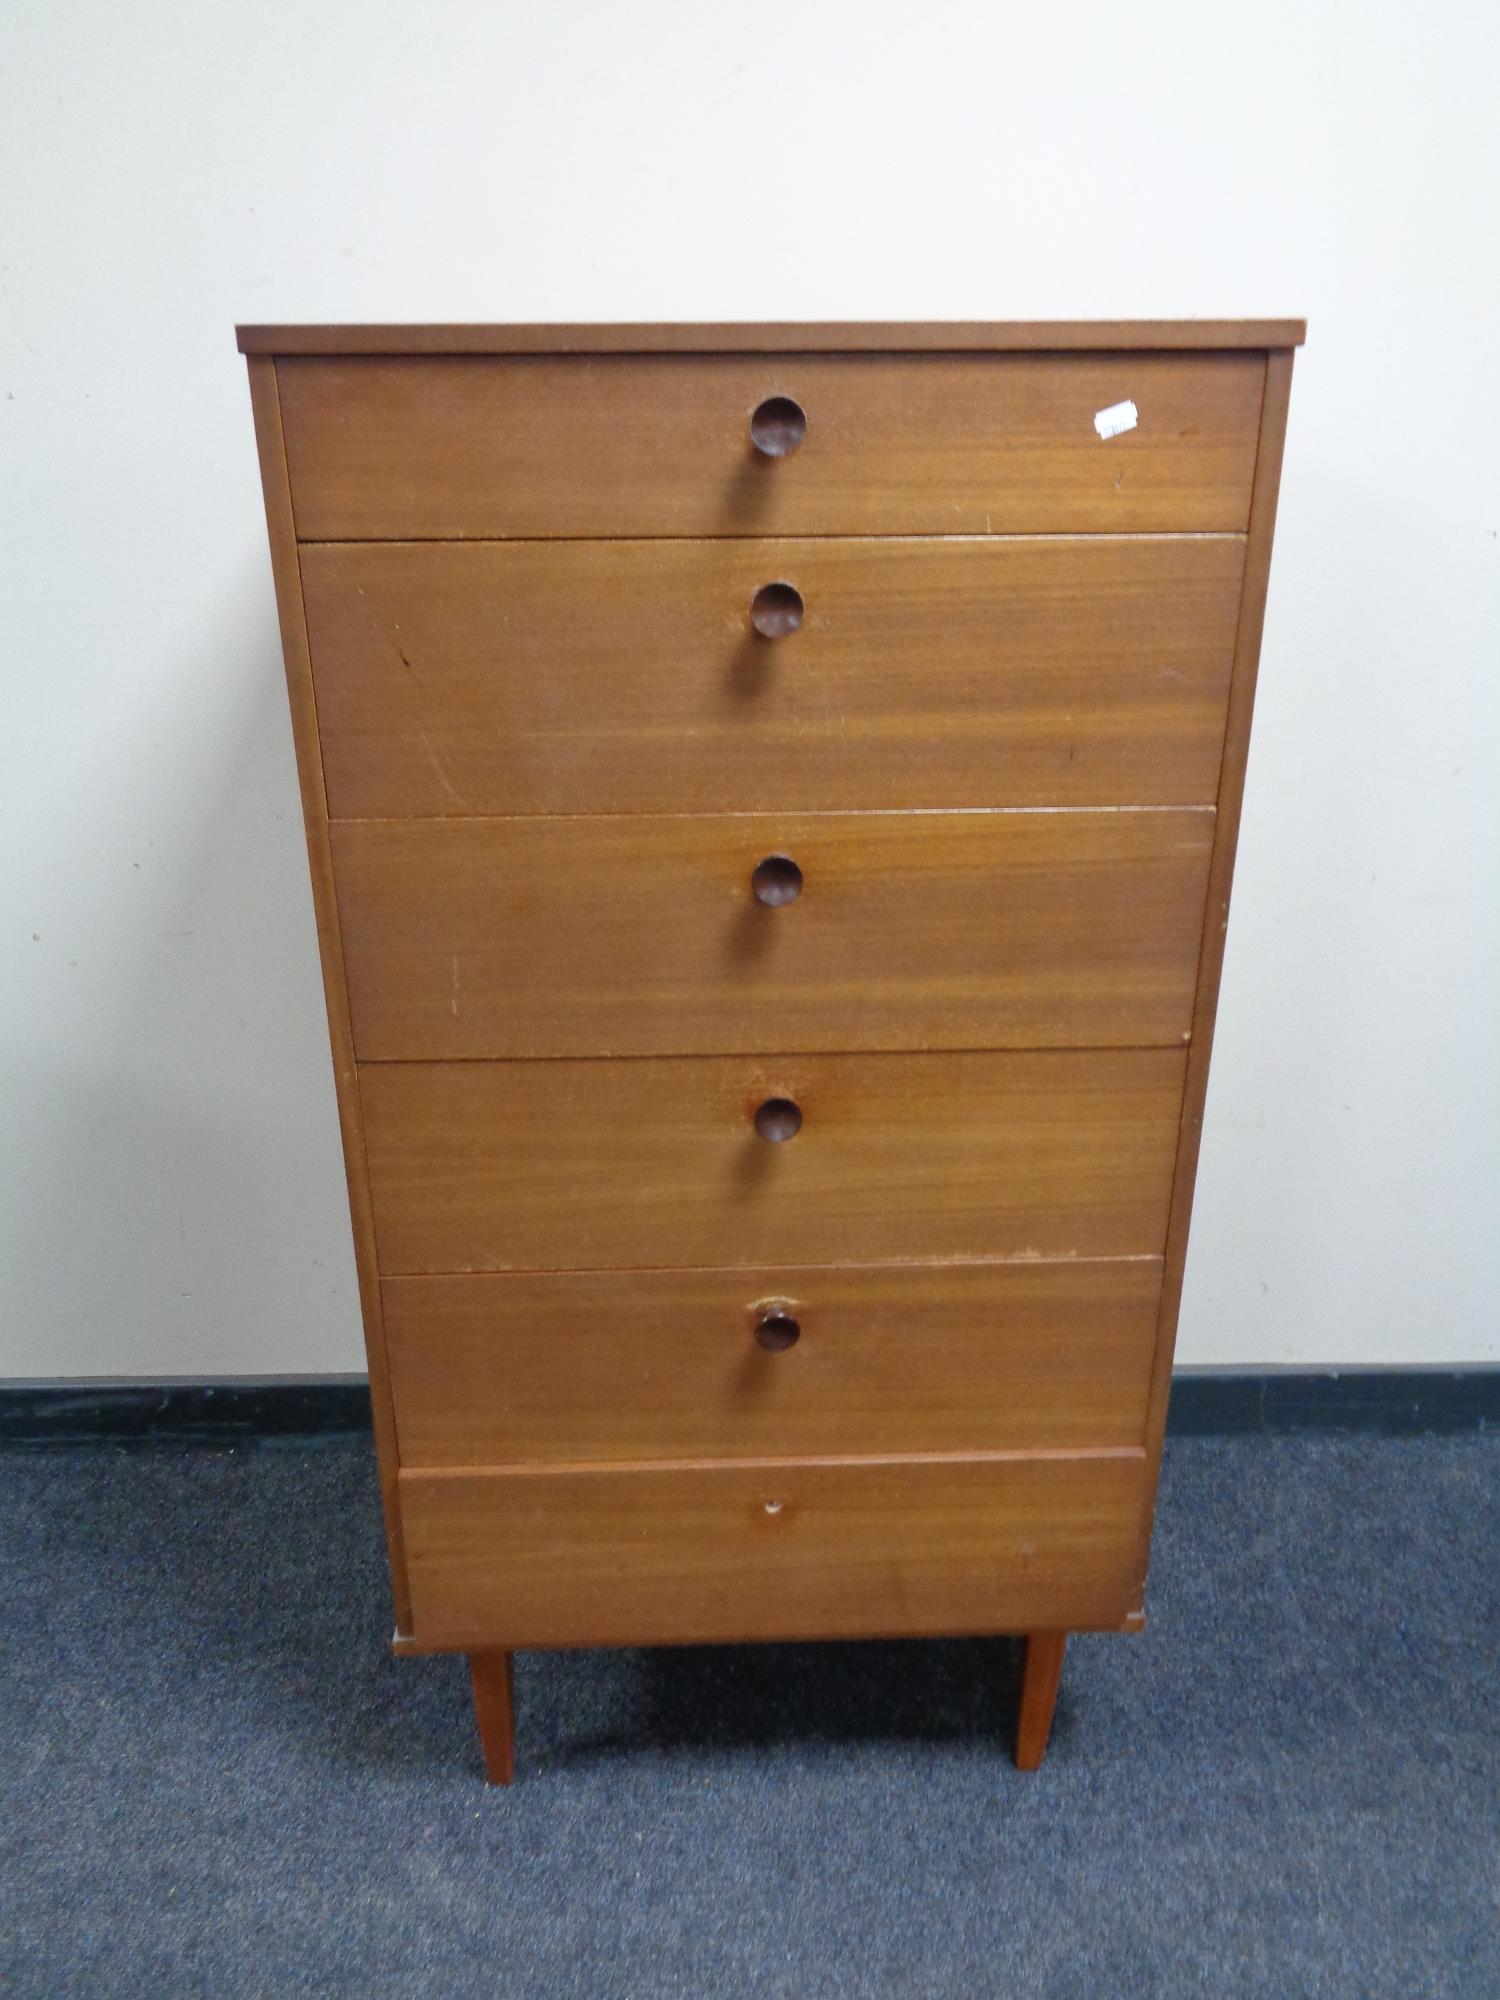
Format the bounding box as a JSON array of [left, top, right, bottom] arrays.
[[241, 318, 1301, 1687], [399, 1450, 1148, 1647], [332, 809, 1215, 1058], [359, 1048, 1187, 1274], [384, 1258, 1161, 1465], [278, 352, 1265, 539], [302, 535, 1245, 817], [1137, 346, 1300, 1579], [243, 358, 415, 1632], [238, 319, 1306, 355]]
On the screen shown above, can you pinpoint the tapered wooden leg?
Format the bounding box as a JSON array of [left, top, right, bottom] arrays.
[[1014, 1632, 1068, 1770], [469, 1651, 516, 1785]]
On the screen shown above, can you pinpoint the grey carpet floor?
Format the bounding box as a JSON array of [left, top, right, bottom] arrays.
[[3, 1434, 1497, 1998]]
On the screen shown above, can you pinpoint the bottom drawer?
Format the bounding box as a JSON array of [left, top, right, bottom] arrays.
[[400, 1452, 1147, 1648]]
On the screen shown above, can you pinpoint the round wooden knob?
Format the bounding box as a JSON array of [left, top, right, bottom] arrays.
[[750, 582, 804, 639], [755, 1311, 801, 1352], [750, 395, 807, 458], [754, 1097, 802, 1143], [752, 855, 803, 906]]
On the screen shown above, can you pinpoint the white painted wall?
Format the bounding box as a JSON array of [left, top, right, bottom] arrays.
[[3, 0, 1496, 1378]]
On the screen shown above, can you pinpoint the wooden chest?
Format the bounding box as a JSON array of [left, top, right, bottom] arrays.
[[240, 319, 1301, 1779]]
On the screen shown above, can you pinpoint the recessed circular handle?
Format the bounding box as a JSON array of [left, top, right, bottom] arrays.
[[750, 581, 804, 639], [750, 395, 807, 458], [752, 854, 803, 907], [755, 1311, 801, 1352], [754, 1097, 803, 1143]]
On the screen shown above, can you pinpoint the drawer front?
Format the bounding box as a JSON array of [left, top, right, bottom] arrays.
[[359, 1048, 1186, 1273], [334, 809, 1215, 1059], [302, 536, 1244, 818], [385, 1259, 1161, 1465], [280, 352, 1264, 540], [399, 1452, 1148, 1647]]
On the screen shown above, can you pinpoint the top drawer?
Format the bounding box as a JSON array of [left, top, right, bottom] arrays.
[[277, 352, 1266, 541]]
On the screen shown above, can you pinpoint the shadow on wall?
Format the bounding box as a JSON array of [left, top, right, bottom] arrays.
[[4, 569, 364, 1379]]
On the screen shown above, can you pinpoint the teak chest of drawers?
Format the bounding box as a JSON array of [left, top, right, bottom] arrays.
[[240, 318, 1302, 1782]]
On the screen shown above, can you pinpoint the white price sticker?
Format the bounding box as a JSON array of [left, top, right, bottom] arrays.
[[1093, 398, 1138, 441]]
